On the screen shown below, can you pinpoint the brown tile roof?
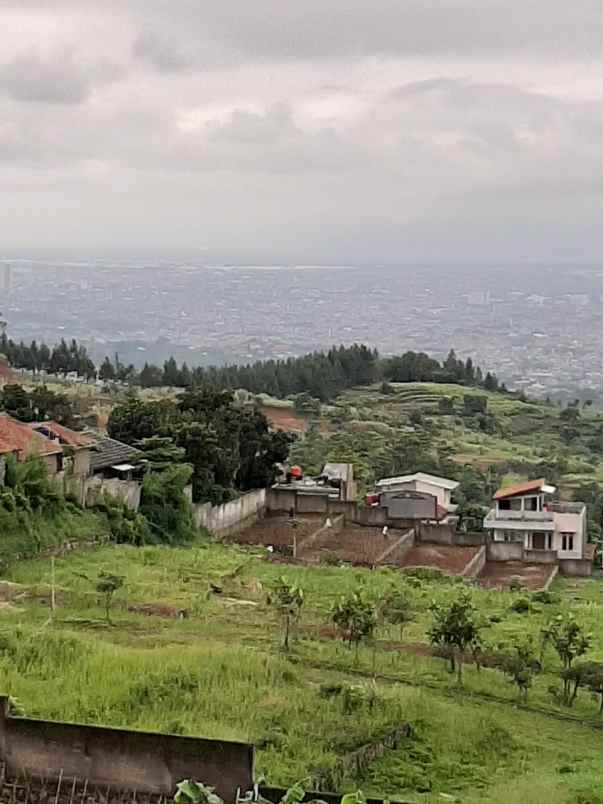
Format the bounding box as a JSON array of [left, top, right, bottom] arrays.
[[0, 414, 63, 459], [30, 421, 95, 449], [494, 478, 546, 500], [89, 438, 143, 472]]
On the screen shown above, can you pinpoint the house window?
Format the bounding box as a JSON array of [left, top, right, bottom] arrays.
[[561, 533, 574, 552], [499, 499, 511, 510], [546, 533, 552, 550]]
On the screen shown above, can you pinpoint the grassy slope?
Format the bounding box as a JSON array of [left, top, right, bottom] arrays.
[[3, 542, 603, 802]]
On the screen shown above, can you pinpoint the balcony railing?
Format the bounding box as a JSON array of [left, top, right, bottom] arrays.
[[486, 509, 554, 522]]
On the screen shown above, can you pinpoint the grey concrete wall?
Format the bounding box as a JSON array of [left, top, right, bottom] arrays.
[[267, 487, 297, 512], [461, 545, 487, 579], [355, 506, 389, 526], [418, 524, 455, 545], [0, 697, 254, 803], [524, 549, 558, 564], [296, 493, 329, 514], [52, 475, 141, 511], [486, 541, 524, 561], [381, 492, 436, 521], [84, 476, 142, 511], [454, 532, 486, 547], [193, 489, 266, 538], [559, 558, 593, 577]]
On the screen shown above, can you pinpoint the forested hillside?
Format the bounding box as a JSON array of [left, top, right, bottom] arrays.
[[2, 331, 501, 400]]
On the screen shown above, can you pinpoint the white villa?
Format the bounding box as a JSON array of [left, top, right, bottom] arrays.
[[484, 478, 587, 560], [376, 472, 459, 513]]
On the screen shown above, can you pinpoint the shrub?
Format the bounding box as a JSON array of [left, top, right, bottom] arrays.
[[321, 551, 341, 566], [509, 597, 531, 614], [531, 590, 558, 605]]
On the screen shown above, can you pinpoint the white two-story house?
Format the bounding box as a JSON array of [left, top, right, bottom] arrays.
[[483, 478, 587, 560]]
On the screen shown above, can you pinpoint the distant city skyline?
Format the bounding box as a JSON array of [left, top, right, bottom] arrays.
[[3, 259, 603, 402]]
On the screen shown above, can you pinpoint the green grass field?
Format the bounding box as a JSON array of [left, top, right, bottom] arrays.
[[2, 541, 603, 802]]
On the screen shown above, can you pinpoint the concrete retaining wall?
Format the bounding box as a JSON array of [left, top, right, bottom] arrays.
[[524, 548, 558, 564], [543, 565, 559, 590], [375, 529, 415, 565], [0, 697, 253, 803], [297, 515, 345, 557], [418, 524, 455, 545], [193, 489, 266, 538], [559, 558, 594, 577], [486, 541, 524, 562], [461, 545, 487, 579], [455, 531, 486, 547]]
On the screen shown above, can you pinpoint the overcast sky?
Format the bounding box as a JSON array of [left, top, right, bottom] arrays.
[[2, 1, 603, 263]]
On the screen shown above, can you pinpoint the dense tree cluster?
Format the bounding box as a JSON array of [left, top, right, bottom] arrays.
[[0, 331, 501, 402], [107, 389, 293, 504], [133, 344, 380, 401], [383, 349, 500, 391], [0, 384, 79, 427], [0, 334, 95, 379]]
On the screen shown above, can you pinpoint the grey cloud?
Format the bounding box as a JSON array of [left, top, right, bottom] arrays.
[[133, 29, 197, 72], [2, 0, 603, 261], [128, 0, 603, 66], [0, 47, 124, 105], [0, 49, 90, 104]]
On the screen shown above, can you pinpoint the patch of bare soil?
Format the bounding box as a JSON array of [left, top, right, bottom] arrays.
[[127, 602, 189, 619], [399, 544, 480, 574]]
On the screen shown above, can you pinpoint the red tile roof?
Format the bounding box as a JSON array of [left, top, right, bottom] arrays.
[[0, 414, 63, 459], [30, 421, 94, 449], [494, 478, 546, 500]]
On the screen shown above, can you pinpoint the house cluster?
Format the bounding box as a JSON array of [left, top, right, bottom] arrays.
[[0, 413, 144, 497], [369, 472, 590, 564]]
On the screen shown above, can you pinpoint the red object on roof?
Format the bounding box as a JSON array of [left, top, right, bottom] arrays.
[[30, 421, 94, 449], [0, 414, 63, 459], [494, 478, 546, 500], [290, 465, 302, 477]]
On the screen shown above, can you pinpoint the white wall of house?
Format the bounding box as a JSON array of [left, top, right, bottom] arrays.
[[489, 511, 585, 559], [398, 480, 451, 509], [553, 510, 585, 559]]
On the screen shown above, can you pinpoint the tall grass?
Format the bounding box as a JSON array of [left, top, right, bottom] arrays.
[[3, 543, 603, 799]]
